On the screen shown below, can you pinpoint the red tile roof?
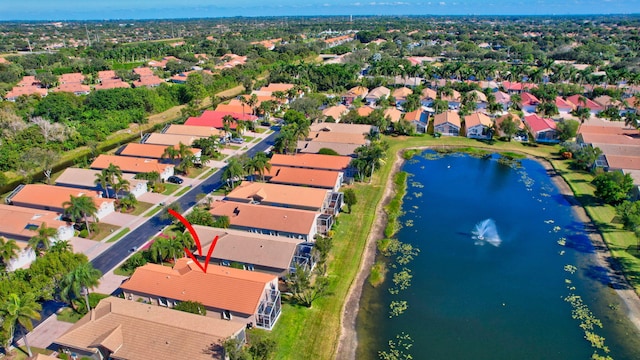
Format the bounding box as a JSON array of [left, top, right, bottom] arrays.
[[90, 154, 173, 174], [520, 92, 540, 106], [524, 114, 556, 133], [270, 153, 352, 171], [185, 110, 257, 129], [267, 166, 340, 189], [566, 95, 605, 111]]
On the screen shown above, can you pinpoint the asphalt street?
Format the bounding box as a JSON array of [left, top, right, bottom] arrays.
[[90, 129, 278, 274]]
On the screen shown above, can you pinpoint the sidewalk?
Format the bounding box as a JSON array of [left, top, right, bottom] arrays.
[[22, 128, 274, 351]]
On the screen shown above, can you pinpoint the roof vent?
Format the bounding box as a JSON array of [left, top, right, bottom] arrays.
[[233, 207, 240, 216]]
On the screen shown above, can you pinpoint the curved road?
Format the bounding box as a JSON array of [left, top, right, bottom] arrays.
[[90, 130, 279, 274]]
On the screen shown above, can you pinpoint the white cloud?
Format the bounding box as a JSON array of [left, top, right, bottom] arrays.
[[439, 1, 446, 4]]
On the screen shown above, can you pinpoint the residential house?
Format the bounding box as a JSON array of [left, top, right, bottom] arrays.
[[520, 92, 540, 113], [440, 89, 462, 110], [209, 201, 320, 241], [467, 90, 488, 110], [121, 258, 281, 329], [495, 114, 527, 141], [297, 141, 361, 157], [163, 124, 222, 138], [55, 168, 148, 199], [192, 225, 314, 276], [342, 86, 368, 105], [214, 100, 247, 114], [96, 70, 130, 90], [566, 95, 604, 115], [494, 91, 511, 111], [266, 166, 343, 192], [479, 80, 500, 92], [147, 56, 180, 69], [142, 133, 204, 146], [392, 87, 413, 105], [384, 108, 403, 124], [0, 204, 74, 270], [119, 143, 201, 161], [90, 154, 175, 181], [392, 76, 422, 88], [185, 110, 257, 129], [4, 76, 47, 101], [365, 86, 391, 106], [260, 83, 295, 94], [501, 81, 537, 94], [132, 67, 163, 88], [433, 110, 461, 136], [270, 153, 353, 173], [403, 109, 427, 133], [226, 181, 342, 215], [555, 97, 575, 115], [53, 73, 90, 95], [322, 105, 349, 122], [357, 106, 375, 117], [465, 112, 493, 139], [215, 54, 247, 70], [420, 87, 437, 107], [524, 114, 559, 143], [6, 184, 115, 220], [54, 296, 246, 360]]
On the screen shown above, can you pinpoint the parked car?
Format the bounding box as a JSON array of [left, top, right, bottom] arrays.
[[167, 176, 183, 184], [230, 137, 244, 144]]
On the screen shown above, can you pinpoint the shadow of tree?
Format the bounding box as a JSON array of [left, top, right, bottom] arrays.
[[583, 264, 632, 290]]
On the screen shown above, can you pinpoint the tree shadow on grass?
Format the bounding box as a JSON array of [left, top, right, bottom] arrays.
[[583, 263, 632, 290]]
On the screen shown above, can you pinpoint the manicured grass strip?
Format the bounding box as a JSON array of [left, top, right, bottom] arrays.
[[199, 168, 218, 179], [162, 183, 180, 195], [144, 205, 164, 217], [88, 223, 121, 242], [107, 228, 130, 243], [126, 201, 154, 216], [174, 186, 192, 197]]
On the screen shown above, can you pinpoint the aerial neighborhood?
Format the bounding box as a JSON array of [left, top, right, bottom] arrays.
[[0, 14, 639, 360]]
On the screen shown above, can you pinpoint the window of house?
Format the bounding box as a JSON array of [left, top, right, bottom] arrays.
[[158, 297, 168, 306], [222, 260, 230, 267], [222, 310, 232, 320], [245, 264, 254, 271]]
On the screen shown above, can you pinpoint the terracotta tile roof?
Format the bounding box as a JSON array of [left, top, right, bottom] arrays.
[[91, 154, 173, 174], [421, 88, 437, 100], [593, 95, 622, 108], [53, 82, 90, 94], [464, 112, 492, 128], [185, 110, 257, 129], [227, 181, 329, 210], [267, 166, 340, 189], [119, 143, 199, 159], [208, 201, 318, 236], [55, 168, 145, 190], [97, 70, 117, 80], [0, 204, 69, 241], [594, 143, 640, 157], [502, 81, 538, 92], [9, 184, 113, 211], [297, 141, 361, 156], [143, 133, 204, 146], [164, 124, 222, 137], [578, 124, 635, 134], [605, 155, 640, 170], [193, 225, 301, 271], [133, 75, 163, 88], [18, 76, 40, 87], [404, 109, 423, 122], [520, 92, 540, 106], [566, 95, 605, 111], [122, 258, 277, 315], [4, 86, 48, 100], [555, 96, 575, 110], [468, 90, 488, 103], [524, 114, 556, 133], [214, 102, 246, 114], [322, 105, 348, 120], [384, 108, 402, 123], [433, 110, 461, 127], [0, 57, 10, 64], [55, 296, 244, 360], [59, 72, 84, 84], [579, 131, 640, 146], [94, 79, 130, 90], [133, 67, 154, 77], [440, 89, 462, 102], [270, 153, 352, 171], [260, 83, 294, 92], [357, 106, 374, 117]]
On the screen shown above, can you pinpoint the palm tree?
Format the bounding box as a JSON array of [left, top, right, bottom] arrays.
[[222, 156, 245, 189], [1, 293, 41, 357], [222, 115, 235, 139], [105, 164, 123, 195], [49, 240, 72, 253], [166, 237, 185, 263], [60, 262, 102, 313], [251, 152, 272, 181], [247, 93, 259, 116], [150, 237, 170, 265], [112, 177, 130, 200], [162, 145, 181, 163], [94, 170, 111, 199], [28, 223, 57, 255], [0, 237, 20, 269], [174, 231, 195, 257], [572, 107, 591, 124], [63, 195, 98, 234]]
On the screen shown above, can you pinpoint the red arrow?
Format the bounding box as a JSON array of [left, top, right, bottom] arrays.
[[168, 208, 218, 273]]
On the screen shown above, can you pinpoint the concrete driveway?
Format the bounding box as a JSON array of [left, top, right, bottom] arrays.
[[100, 212, 139, 227]]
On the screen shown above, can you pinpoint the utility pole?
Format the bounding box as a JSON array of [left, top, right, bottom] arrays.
[[85, 24, 91, 47], [26, 38, 33, 52]]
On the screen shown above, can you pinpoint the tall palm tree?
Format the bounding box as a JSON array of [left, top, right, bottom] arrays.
[[27, 223, 57, 255], [49, 240, 72, 253], [162, 145, 181, 163], [222, 156, 245, 189], [1, 292, 41, 357], [174, 231, 195, 257], [222, 115, 235, 139], [0, 237, 20, 269], [150, 237, 170, 265], [63, 195, 98, 234], [94, 170, 111, 199], [60, 262, 102, 313], [251, 152, 272, 182], [166, 237, 185, 263], [112, 178, 130, 200], [104, 163, 123, 194]]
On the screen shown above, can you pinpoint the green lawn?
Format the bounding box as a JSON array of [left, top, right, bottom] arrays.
[[107, 228, 130, 243], [6, 346, 54, 360], [267, 134, 640, 360], [85, 223, 121, 242], [174, 186, 192, 197], [114, 266, 134, 277], [243, 135, 255, 142], [144, 205, 164, 217], [199, 168, 218, 179], [162, 183, 180, 195], [126, 201, 155, 216], [184, 167, 207, 179]]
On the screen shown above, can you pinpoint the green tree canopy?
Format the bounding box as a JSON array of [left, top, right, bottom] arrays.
[[592, 171, 633, 205]]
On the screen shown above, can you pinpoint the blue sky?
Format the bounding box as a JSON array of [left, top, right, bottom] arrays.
[[1, 0, 639, 20]]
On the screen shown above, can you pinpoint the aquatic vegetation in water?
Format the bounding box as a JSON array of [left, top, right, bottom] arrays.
[[389, 300, 408, 318], [389, 268, 413, 294], [557, 237, 567, 246], [553, 226, 562, 232], [378, 332, 414, 360], [368, 260, 388, 287], [564, 264, 578, 274], [410, 181, 424, 188], [413, 192, 422, 198], [405, 220, 414, 227], [545, 219, 555, 224]]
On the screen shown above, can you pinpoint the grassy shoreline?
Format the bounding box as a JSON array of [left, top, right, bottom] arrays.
[[269, 134, 640, 360]]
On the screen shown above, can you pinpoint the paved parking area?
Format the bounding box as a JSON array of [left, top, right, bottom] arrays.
[[100, 212, 139, 227]]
